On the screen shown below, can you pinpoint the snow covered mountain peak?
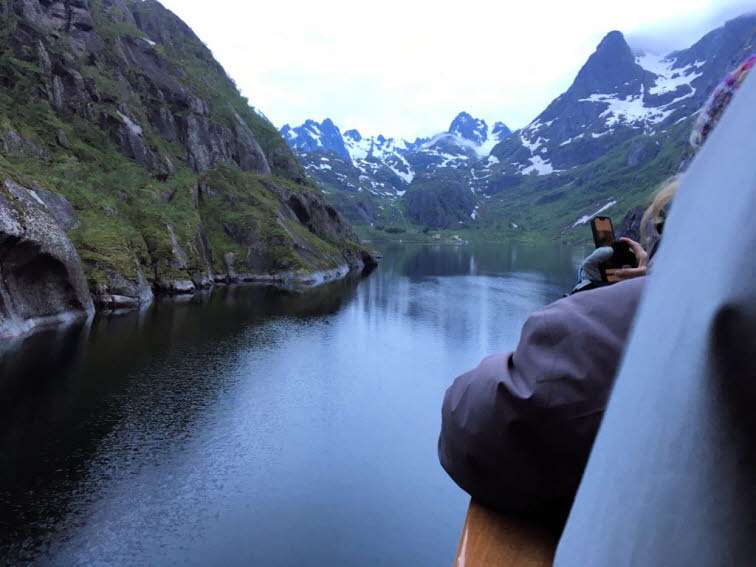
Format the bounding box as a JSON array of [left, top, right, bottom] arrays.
[[489, 15, 755, 178], [280, 113, 512, 197], [280, 118, 350, 160], [447, 112, 512, 155]]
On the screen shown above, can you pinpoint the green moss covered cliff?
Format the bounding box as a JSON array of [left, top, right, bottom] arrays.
[[0, 0, 377, 335]]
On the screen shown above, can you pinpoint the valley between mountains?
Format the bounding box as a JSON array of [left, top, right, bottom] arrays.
[[282, 14, 755, 242]]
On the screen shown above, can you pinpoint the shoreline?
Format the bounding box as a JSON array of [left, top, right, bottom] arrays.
[[1, 262, 376, 341]]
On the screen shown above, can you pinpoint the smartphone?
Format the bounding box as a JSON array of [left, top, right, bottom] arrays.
[[591, 216, 615, 248], [590, 217, 637, 283]]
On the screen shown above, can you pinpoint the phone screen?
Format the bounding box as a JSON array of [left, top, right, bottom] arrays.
[[591, 216, 615, 248]]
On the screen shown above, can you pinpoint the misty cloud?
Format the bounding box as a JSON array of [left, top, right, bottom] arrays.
[[627, 2, 756, 53], [160, 0, 753, 139]]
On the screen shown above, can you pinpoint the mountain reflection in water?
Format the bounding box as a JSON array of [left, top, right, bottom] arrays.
[[0, 243, 583, 566]]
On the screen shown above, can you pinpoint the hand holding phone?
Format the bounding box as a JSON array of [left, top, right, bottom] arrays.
[[611, 237, 649, 281], [589, 217, 643, 282]]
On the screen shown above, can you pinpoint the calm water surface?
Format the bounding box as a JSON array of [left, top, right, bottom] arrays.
[[0, 243, 584, 566]]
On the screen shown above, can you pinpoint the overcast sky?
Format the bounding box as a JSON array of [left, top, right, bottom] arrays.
[[159, 0, 754, 139]]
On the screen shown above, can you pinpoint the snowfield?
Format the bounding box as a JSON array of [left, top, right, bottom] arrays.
[[571, 200, 617, 228]]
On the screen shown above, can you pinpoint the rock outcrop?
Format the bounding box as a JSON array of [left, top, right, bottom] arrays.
[[0, 179, 94, 337], [617, 206, 645, 243]]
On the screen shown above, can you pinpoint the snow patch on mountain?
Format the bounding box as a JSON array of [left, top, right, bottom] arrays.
[[420, 132, 493, 157], [580, 89, 674, 128], [520, 155, 558, 176], [521, 135, 547, 153], [636, 53, 705, 95], [386, 154, 415, 183], [571, 200, 617, 227], [572, 52, 705, 131], [343, 132, 370, 160]]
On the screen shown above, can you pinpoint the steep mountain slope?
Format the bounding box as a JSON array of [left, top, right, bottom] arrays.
[[489, 17, 755, 175], [476, 14, 755, 238], [0, 0, 377, 337], [283, 14, 754, 239]]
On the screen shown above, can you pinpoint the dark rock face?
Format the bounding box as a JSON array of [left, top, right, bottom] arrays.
[[571, 31, 651, 98], [405, 170, 476, 229], [181, 111, 271, 174], [281, 119, 351, 160], [8, 0, 289, 179], [449, 112, 489, 144], [13, 0, 95, 54], [617, 206, 645, 242], [492, 121, 511, 138], [0, 179, 94, 337], [263, 180, 356, 242], [448, 112, 510, 145]]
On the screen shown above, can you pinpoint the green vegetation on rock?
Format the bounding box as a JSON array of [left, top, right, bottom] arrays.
[[0, 0, 377, 317]]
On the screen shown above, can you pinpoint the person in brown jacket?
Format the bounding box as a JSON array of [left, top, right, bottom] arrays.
[[438, 182, 673, 520], [439, 277, 645, 518], [439, 57, 756, 521]]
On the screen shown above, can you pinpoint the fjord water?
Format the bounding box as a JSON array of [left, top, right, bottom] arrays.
[[0, 243, 583, 566]]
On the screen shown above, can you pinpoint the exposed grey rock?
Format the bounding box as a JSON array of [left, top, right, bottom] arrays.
[[190, 224, 214, 288], [219, 251, 238, 282], [181, 113, 272, 174], [231, 109, 271, 174], [155, 278, 196, 295], [13, 0, 95, 54], [152, 106, 180, 143], [29, 185, 78, 230], [54, 128, 69, 147], [0, 127, 50, 161], [618, 206, 645, 242], [0, 179, 94, 337], [36, 39, 51, 74], [166, 224, 189, 270], [262, 180, 356, 242], [94, 267, 154, 309]]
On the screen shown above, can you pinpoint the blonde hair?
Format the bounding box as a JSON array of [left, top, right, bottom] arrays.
[[640, 177, 679, 248]]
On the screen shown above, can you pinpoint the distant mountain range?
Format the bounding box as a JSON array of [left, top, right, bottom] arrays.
[[283, 13, 755, 239], [280, 112, 511, 223]]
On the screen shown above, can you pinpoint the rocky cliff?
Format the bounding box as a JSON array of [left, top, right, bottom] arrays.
[[0, 0, 378, 337]]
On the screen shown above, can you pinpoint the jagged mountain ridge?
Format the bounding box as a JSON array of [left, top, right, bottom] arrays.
[[282, 13, 755, 235], [0, 0, 377, 337], [471, 13, 755, 237], [487, 16, 756, 178], [281, 112, 511, 187], [280, 112, 511, 225]]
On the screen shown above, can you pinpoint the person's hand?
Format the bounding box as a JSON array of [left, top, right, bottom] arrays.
[[614, 237, 648, 280]]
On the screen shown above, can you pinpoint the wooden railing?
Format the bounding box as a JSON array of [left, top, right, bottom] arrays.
[[454, 501, 558, 566]]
